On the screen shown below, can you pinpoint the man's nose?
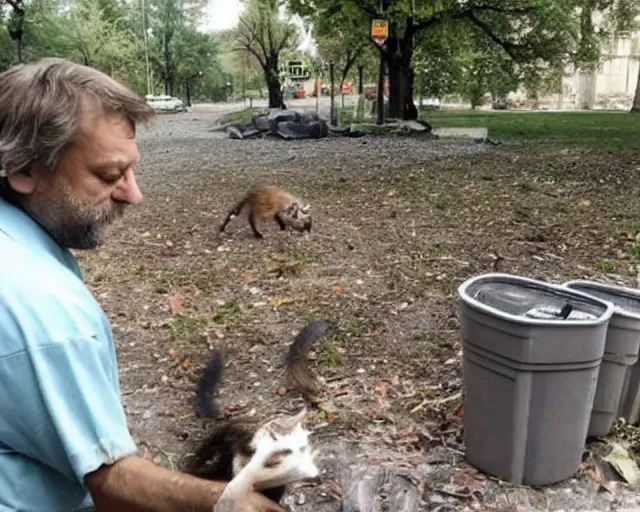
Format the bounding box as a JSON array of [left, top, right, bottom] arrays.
[[112, 168, 143, 204]]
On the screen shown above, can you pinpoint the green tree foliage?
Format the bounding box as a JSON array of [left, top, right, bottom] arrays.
[[313, 3, 371, 91], [0, 0, 222, 103], [290, 0, 577, 120]]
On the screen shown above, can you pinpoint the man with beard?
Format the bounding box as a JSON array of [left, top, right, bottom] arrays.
[[0, 59, 283, 512]]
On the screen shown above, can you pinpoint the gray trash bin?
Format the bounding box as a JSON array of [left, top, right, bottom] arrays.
[[562, 280, 640, 433], [458, 273, 615, 486]]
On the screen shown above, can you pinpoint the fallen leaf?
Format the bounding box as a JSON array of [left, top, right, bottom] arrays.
[[330, 283, 343, 295], [182, 358, 192, 369], [604, 442, 640, 486], [243, 272, 258, 285], [375, 380, 390, 410], [223, 404, 249, 417], [270, 298, 294, 308], [276, 386, 287, 395], [450, 466, 485, 494], [169, 293, 184, 315], [588, 462, 618, 494], [329, 386, 350, 397]]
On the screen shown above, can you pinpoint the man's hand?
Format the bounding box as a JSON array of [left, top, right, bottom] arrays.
[[85, 455, 282, 512], [218, 491, 285, 512]]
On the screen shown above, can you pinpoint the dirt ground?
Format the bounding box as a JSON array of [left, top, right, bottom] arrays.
[[77, 108, 640, 511]]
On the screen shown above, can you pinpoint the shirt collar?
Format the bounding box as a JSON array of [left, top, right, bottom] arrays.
[[0, 197, 83, 278]]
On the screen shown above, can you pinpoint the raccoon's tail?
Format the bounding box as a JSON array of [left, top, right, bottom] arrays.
[[219, 195, 249, 233], [195, 348, 225, 419], [284, 319, 336, 399]]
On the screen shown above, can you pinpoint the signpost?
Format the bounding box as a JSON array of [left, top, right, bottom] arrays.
[[371, 19, 388, 47], [371, 19, 388, 125]]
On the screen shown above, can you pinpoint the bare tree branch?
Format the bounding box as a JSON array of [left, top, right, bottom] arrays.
[[468, 3, 535, 16], [238, 15, 270, 64], [465, 11, 524, 60], [413, 4, 534, 34]]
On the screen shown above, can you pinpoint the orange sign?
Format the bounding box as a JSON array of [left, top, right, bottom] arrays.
[[371, 19, 388, 40]]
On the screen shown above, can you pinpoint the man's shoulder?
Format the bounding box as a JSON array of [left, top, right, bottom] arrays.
[[0, 233, 110, 355]]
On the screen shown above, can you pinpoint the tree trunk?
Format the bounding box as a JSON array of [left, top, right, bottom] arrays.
[[265, 69, 283, 108], [15, 37, 23, 63], [163, 31, 173, 96], [384, 28, 418, 120], [386, 59, 418, 120], [185, 79, 191, 107], [631, 66, 640, 112], [577, 61, 597, 110], [8, 7, 24, 64]]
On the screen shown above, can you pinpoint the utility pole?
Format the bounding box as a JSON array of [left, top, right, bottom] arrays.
[[371, 12, 388, 125], [376, 54, 385, 125], [329, 60, 336, 126], [140, 0, 152, 96]]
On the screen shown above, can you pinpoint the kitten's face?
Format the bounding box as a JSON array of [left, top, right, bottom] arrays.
[[242, 408, 319, 489]]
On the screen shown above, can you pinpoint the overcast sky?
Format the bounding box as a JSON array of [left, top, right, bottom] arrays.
[[198, 0, 316, 54]]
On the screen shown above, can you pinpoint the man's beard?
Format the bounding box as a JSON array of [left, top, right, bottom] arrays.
[[25, 179, 127, 250]]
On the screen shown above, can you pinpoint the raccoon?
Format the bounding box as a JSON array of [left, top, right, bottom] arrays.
[[219, 186, 312, 239]]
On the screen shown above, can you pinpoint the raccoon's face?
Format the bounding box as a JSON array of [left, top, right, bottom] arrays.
[[286, 203, 312, 232]]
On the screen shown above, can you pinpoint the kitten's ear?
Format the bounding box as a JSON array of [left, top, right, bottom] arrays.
[[265, 422, 279, 440], [291, 407, 308, 426], [269, 408, 308, 435]]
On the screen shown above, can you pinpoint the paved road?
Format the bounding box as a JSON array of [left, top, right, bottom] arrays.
[[193, 95, 360, 119]]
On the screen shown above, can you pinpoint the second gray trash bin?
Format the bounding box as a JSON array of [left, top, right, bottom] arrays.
[[562, 280, 640, 434], [458, 273, 615, 486]]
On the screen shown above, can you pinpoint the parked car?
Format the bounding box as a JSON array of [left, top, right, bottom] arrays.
[[145, 94, 185, 112]]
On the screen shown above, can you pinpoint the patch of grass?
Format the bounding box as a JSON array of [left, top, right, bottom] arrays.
[[155, 270, 214, 293], [285, 248, 327, 265], [624, 236, 640, 260], [213, 298, 243, 325], [598, 260, 618, 273], [321, 341, 342, 366], [170, 314, 207, 343], [217, 108, 265, 125], [417, 332, 436, 343], [419, 110, 640, 151]]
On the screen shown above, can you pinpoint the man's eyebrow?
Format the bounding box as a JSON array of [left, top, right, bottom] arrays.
[[92, 157, 138, 171]]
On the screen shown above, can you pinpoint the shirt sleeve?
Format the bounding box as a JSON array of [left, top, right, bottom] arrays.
[[2, 335, 137, 484]]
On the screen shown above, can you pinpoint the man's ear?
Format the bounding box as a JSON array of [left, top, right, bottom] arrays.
[[6, 169, 36, 195]]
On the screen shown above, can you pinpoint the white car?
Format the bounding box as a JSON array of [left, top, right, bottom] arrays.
[[145, 94, 185, 112]]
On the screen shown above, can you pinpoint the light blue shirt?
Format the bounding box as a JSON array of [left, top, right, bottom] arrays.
[[0, 198, 137, 511]]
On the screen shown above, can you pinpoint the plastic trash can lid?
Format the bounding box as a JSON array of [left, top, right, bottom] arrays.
[[459, 273, 615, 326], [563, 280, 640, 321]]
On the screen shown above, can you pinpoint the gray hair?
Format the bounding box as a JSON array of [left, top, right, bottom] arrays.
[[0, 58, 155, 179]]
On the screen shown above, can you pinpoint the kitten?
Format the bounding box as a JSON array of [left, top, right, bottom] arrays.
[[185, 319, 333, 509]]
